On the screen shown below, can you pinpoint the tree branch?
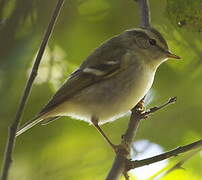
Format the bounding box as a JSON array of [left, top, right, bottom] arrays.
[[0, 1, 65, 180], [160, 148, 202, 178], [105, 97, 177, 180], [106, 1, 152, 177], [126, 139, 202, 170], [135, 0, 151, 27]]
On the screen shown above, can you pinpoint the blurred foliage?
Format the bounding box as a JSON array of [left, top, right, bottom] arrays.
[[0, 0, 202, 179], [166, 0, 202, 32]]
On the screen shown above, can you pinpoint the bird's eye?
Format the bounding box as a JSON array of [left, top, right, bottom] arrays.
[[149, 39, 156, 46]]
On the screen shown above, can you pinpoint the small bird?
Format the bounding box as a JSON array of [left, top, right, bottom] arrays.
[[16, 27, 180, 148]]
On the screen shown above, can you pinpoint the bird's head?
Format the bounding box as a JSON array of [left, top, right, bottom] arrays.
[[123, 27, 180, 67]]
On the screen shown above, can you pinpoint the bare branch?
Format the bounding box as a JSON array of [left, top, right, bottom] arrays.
[[126, 139, 202, 170], [0, 1, 65, 180], [135, 0, 151, 27], [161, 148, 202, 178], [105, 97, 177, 180], [142, 97, 177, 117]]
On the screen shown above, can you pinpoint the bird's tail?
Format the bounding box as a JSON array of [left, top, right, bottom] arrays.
[[16, 115, 43, 137]]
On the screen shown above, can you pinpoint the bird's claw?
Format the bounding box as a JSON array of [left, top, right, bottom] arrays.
[[136, 100, 146, 113]]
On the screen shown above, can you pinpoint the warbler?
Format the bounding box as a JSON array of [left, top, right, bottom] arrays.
[[16, 27, 180, 147]]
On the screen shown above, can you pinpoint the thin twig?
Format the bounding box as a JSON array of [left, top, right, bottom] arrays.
[[135, 0, 151, 27], [0, 1, 65, 180], [142, 97, 177, 117], [126, 139, 202, 170], [105, 97, 177, 180], [161, 148, 202, 178]]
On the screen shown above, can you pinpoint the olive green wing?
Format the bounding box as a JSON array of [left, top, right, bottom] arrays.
[[16, 56, 123, 137], [16, 36, 131, 136], [39, 62, 120, 115], [39, 48, 129, 115]]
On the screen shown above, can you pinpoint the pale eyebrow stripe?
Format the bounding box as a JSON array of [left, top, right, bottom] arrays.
[[141, 27, 168, 49]]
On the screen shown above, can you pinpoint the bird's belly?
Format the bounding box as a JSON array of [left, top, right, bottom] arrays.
[[52, 64, 155, 124]]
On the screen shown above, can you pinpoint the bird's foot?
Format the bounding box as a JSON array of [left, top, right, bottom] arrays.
[[136, 99, 146, 113]]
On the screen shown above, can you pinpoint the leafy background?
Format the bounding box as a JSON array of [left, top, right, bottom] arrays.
[[0, 0, 202, 179]]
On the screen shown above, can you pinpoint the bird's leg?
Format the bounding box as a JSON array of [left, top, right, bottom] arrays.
[[136, 97, 146, 113], [91, 117, 117, 152]]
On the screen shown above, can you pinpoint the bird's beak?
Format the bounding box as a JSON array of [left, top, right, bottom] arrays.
[[166, 51, 181, 60]]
